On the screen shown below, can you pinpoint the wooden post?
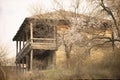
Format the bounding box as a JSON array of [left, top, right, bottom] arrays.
[[23, 58, 26, 73], [54, 26, 57, 48], [16, 63, 18, 74], [22, 59, 24, 73], [23, 36, 25, 46], [29, 22, 33, 71], [16, 41, 18, 55], [30, 50, 33, 71], [19, 41, 21, 52], [30, 23, 33, 43], [26, 55, 29, 71], [18, 63, 21, 72]]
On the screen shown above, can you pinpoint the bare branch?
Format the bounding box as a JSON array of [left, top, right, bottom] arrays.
[[100, 0, 120, 37]]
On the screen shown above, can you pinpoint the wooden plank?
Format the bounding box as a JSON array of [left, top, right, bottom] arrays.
[[32, 43, 56, 45], [31, 43, 56, 50], [32, 38, 55, 41]]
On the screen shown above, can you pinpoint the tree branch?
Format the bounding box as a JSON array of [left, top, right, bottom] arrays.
[[100, 0, 120, 37]]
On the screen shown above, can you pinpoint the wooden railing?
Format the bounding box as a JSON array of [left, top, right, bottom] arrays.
[[16, 40, 30, 59], [16, 38, 57, 59], [32, 38, 56, 43], [31, 38, 57, 50]]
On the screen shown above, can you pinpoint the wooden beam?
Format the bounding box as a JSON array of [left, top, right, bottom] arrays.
[[18, 63, 21, 72], [30, 50, 33, 71], [23, 36, 25, 46], [31, 43, 56, 50], [19, 41, 21, 52], [16, 41, 18, 55], [30, 23, 33, 43], [26, 55, 29, 71], [16, 63, 18, 74], [32, 38, 55, 40], [22, 59, 24, 73]]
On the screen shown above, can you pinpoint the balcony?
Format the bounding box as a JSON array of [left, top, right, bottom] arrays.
[[16, 38, 57, 60]]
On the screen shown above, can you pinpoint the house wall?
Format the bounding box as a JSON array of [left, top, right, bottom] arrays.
[[32, 50, 56, 70], [54, 44, 114, 69], [55, 45, 66, 68], [54, 28, 113, 69]]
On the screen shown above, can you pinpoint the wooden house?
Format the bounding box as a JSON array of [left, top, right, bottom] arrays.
[[13, 10, 112, 72]]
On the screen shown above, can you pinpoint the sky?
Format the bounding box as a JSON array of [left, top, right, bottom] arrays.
[[0, 0, 54, 58], [0, 0, 89, 58]]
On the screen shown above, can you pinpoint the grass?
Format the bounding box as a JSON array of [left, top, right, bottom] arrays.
[[1, 47, 120, 80]]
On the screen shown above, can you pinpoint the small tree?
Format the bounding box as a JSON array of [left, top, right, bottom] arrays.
[[0, 44, 8, 80]]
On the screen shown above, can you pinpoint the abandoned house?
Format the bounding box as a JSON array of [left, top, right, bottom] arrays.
[[13, 10, 113, 72]]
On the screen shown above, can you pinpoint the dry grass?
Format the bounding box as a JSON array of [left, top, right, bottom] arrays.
[[1, 47, 120, 80]]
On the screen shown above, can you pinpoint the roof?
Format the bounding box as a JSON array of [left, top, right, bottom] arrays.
[[13, 10, 112, 41], [13, 18, 30, 41], [13, 17, 69, 41]]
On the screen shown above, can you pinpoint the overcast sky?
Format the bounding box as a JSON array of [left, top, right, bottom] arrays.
[[0, 0, 88, 58], [0, 0, 54, 58]]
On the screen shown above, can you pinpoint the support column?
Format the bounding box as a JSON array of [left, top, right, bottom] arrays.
[[16, 41, 18, 55], [18, 63, 21, 72], [30, 22, 33, 43], [22, 59, 25, 73], [29, 22, 33, 71], [16, 63, 18, 74], [26, 55, 29, 71], [19, 41, 21, 52], [30, 50, 33, 71]]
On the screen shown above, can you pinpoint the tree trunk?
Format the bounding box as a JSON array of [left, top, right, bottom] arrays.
[[64, 44, 72, 68]]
